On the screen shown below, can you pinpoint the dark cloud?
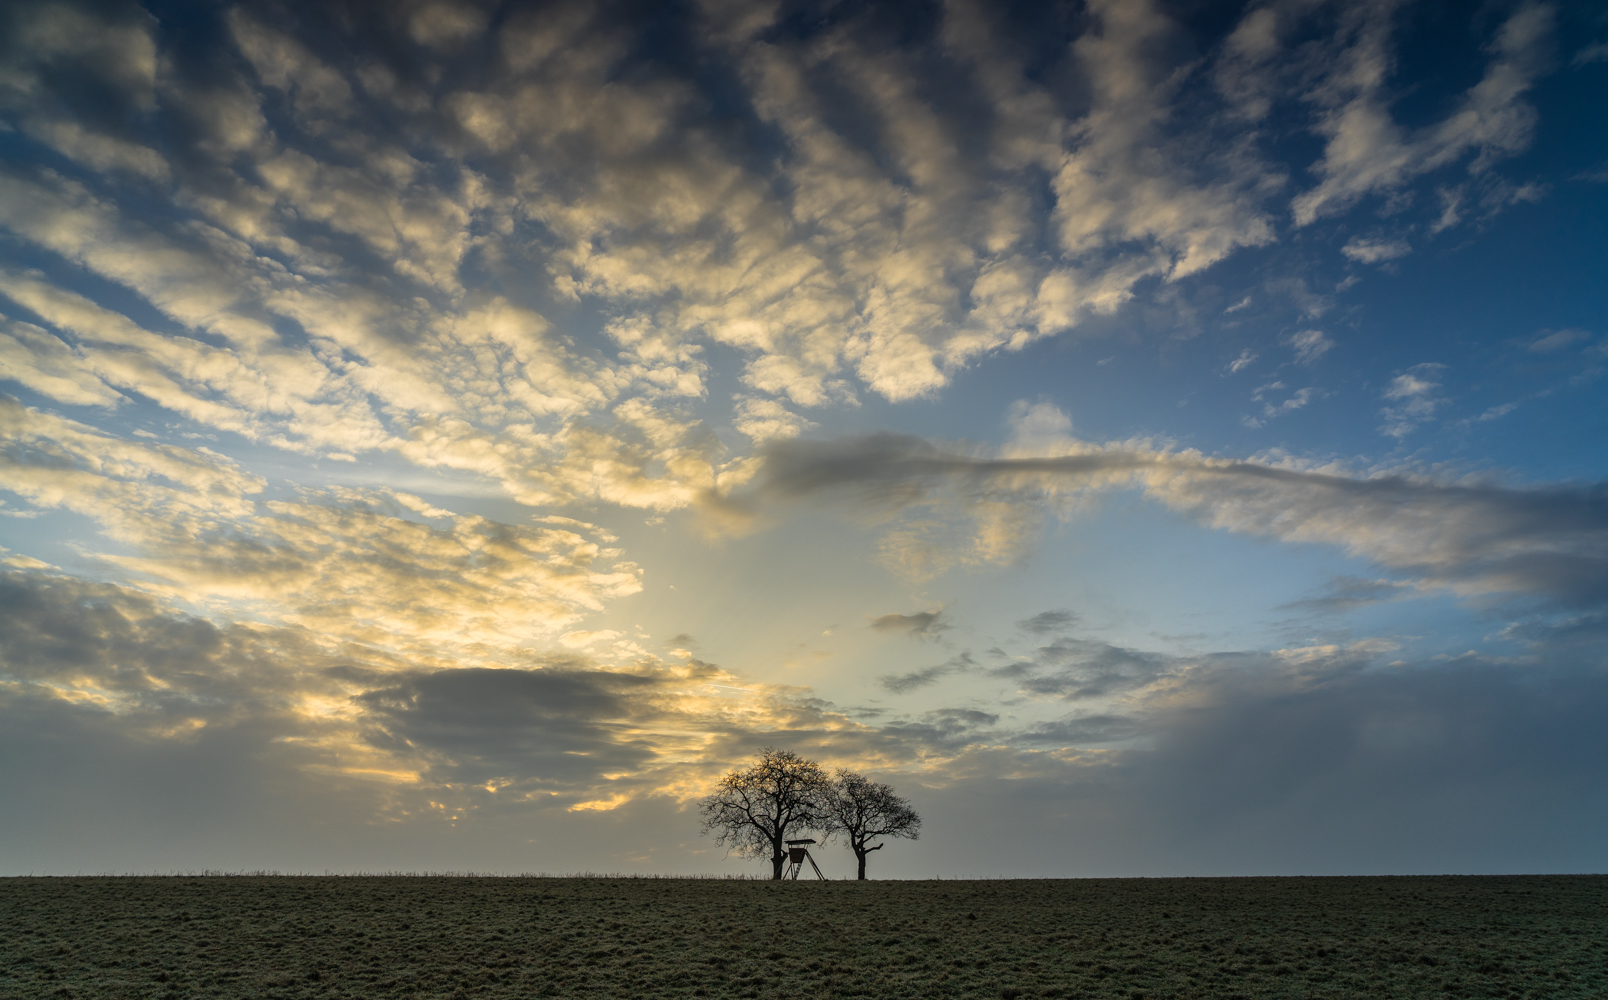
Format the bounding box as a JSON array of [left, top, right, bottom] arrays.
[[879, 652, 975, 694], [356, 667, 665, 790], [878, 707, 1001, 753], [1020, 713, 1142, 746], [1017, 609, 1080, 634], [909, 649, 1608, 876], [999, 637, 1178, 701], [1280, 575, 1415, 613], [869, 609, 948, 638], [0, 569, 332, 717], [0, 569, 721, 818], [880, 665, 951, 694]]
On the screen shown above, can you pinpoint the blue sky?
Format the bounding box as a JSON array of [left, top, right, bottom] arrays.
[[0, 0, 1605, 878]]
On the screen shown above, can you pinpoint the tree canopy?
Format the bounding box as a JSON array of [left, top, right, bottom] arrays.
[[699, 747, 833, 879], [825, 768, 921, 879]]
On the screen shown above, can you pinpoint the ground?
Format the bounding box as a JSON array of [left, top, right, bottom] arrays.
[[2, 874, 1604, 998]]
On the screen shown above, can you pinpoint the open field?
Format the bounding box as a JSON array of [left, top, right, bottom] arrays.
[[3, 874, 1604, 999]]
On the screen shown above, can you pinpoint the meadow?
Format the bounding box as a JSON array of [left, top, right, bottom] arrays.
[[2, 874, 1604, 999]]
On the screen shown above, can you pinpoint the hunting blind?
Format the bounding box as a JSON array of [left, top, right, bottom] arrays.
[[783, 838, 827, 880]]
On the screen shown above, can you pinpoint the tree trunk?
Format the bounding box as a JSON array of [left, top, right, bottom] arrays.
[[771, 844, 786, 880], [855, 849, 867, 880]]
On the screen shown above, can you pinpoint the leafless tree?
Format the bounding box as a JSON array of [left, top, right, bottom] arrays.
[[699, 747, 833, 879], [825, 769, 921, 879]]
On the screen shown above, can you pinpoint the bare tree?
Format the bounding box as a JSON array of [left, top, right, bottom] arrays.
[[699, 747, 833, 879], [826, 769, 921, 879]]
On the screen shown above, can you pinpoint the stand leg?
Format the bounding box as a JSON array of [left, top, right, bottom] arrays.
[[805, 851, 828, 881]]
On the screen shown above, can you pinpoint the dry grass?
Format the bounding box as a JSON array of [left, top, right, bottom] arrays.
[[2, 874, 1604, 998]]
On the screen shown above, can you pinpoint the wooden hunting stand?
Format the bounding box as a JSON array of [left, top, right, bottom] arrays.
[[783, 838, 828, 880]]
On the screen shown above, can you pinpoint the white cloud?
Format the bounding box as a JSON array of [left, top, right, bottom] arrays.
[[0, 314, 124, 407], [731, 396, 816, 442], [0, 398, 643, 654], [1527, 328, 1589, 353], [1292, 2, 1556, 225], [227, 9, 354, 127], [0, 1, 170, 181], [1569, 41, 1608, 68], [1282, 329, 1333, 365], [1341, 236, 1411, 263], [1379, 363, 1446, 437], [1244, 386, 1317, 427]]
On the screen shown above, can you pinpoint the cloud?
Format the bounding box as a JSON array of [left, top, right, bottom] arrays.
[[1017, 610, 1080, 635], [1244, 385, 1318, 427], [0, 567, 877, 821], [1292, 2, 1556, 225], [1004, 637, 1178, 701], [879, 653, 974, 694], [0, 314, 125, 407], [227, 9, 354, 128], [1282, 329, 1333, 365], [1570, 41, 1608, 68], [869, 610, 948, 639], [0, 1, 170, 182], [1527, 328, 1590, 352], [0, 398, 643, 654], [0, 0, 1558, 544], [749, 426, 1608, 608], [731, 396, 817, 443], [5, 562, 1608, 875], [1280, 575, 1416, 613], [0, 0, 1600, 880], [355, 667, 671, 793], [918, 645, 1608, 875], [1341, 236, 1411, 264], [1379, 363, 1446, 438]]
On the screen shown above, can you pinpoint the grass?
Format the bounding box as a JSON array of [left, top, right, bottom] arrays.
[[2, 874, 1604, 998]]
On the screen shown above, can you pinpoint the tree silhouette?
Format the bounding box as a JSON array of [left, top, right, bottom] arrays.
[[826, 769, 921, 879], [699, 747, 833, 879]]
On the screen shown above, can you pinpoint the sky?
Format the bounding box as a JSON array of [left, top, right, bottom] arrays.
[[0, 0, 1605, 879]]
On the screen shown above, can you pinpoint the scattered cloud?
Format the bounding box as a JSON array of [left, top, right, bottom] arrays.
[[1527, 328, 1590, 352], [1379, 363, 1447, 438], [1245, 386, 1319, 427], [1006, 636, 1178, 701], [1571, 41, 1608, 68], [0, 397, 642, 655], [1292, 3, 1556, 225], [1282, 329, 1334, 365], [732, 396, 817, 443], [880, 653, 975, 694], [869, 610, 949, 639], [1341, 236, 1411, 264], [1280, 575, 1417, 613], [1017, 610, 1080, 635]]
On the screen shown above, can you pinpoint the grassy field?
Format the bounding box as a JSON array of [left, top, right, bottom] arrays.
[[2, 874, 1604, 999]]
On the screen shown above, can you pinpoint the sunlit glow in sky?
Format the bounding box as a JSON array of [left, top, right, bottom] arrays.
[[1, 0, 1605, 877]]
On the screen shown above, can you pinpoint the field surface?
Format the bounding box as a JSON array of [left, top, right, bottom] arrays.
[[2, 874, 1604, 999]]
